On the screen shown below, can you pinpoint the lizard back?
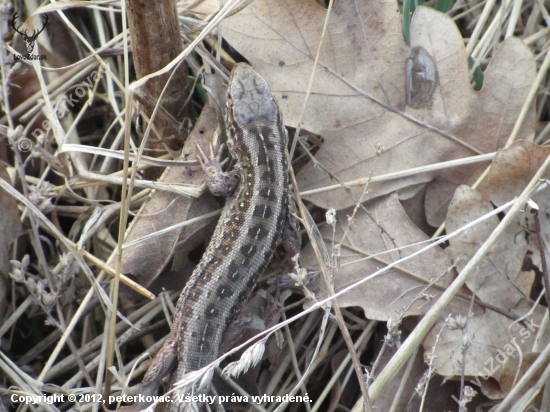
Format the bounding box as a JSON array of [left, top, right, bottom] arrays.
[[169, 64, 289, 405]]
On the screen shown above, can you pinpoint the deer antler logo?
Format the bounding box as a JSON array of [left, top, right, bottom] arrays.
[[12, 11, 49, 54]]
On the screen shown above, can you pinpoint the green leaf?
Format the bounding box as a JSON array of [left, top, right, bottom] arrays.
[[402, 0, 413, 45], [402, 0, 425, 45], [435, 0, 454, 13], [468, 56, 484, 91]]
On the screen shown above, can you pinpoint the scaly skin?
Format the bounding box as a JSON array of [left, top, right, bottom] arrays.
[[125, 64, 288, 412]]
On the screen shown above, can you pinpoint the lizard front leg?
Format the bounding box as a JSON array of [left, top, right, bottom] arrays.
[[196, 143, 239, 197]]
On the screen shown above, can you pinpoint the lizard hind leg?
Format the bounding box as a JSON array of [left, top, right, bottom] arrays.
[[118, 334, 178, 412]]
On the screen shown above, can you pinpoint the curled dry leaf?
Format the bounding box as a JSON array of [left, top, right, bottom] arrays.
[[446, 186, 529, 309], [477, 140, 550, 269], [303, 193, 454, 320], [423, 185, 548, 398], [478, 140, 550, 207], [221, 2, 535, 226]]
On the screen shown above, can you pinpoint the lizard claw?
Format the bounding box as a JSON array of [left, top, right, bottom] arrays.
[[196, 143, 237, 196], [196, 143, 229, 171]]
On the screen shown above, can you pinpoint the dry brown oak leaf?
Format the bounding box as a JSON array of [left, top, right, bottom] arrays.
[[477, 141, 550, 271], [220, 2, 535, 226], [303, 193, 455, 320], [423, 184, 548, 398], [478, 140, 550, 208]]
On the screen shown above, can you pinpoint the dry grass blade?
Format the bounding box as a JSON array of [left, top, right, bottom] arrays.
[[3, 0, 550, 410], [59, 144, 197, 167], [356, 156, 550, 408]]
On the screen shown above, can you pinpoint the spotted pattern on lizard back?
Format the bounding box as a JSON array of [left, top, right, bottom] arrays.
[[174, 65, 288, 377], [168, 64, 289, 409], [123, 64, 288, 412], [119, 64, 289, 412]]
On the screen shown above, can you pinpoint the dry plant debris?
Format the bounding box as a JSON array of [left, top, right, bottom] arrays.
[[2, 0, 550, 411], [303, 193, 455, 320], [221, 2, 535, 225]]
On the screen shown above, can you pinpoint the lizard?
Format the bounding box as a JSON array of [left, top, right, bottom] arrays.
[[122, 63, 293, 411]]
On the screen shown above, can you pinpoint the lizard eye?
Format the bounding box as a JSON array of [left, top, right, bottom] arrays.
[[255, 83, 268, 95], [232, 84, 244, 100]]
